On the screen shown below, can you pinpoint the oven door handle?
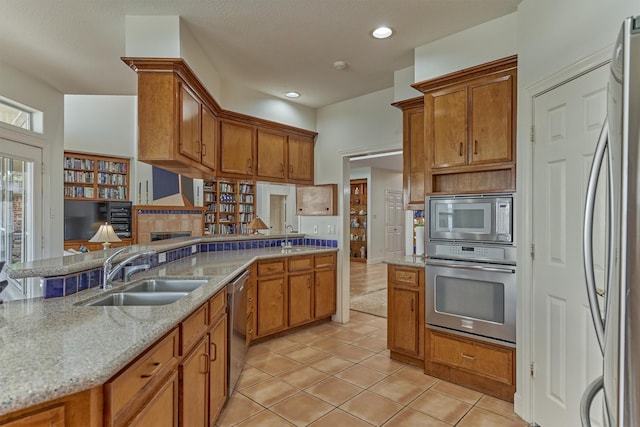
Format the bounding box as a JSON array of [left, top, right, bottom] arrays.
[[425, 261, 515, 274]]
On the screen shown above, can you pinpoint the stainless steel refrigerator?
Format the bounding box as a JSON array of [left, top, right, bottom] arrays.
[[582, 15, 640, 427]]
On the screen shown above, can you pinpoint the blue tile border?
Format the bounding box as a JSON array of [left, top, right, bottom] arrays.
[[43, 237, 339, 298]]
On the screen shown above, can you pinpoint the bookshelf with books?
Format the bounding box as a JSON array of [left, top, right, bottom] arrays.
[[204, 180, 256, 235], [64, 152, 130, 201]]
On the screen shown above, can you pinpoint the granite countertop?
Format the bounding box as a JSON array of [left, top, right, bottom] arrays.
[[383, 255, 426, 267], [7, 234, 306, 279], [0, 245, 336, 416]]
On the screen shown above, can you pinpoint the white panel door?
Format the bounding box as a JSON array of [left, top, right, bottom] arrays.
[[532, 64, 608, 426], [385, 189, 404, 258]]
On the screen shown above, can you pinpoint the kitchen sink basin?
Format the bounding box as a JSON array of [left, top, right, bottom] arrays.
[[83, 292, 188, 306], [123, 279, 209, 293]]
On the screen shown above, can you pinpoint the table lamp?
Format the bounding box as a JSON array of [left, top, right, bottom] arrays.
[[247, 217, 269, 234], [89, 222, 122, 250]]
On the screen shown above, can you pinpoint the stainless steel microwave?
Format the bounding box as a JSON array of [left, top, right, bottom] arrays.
[[427, 194, 514, 244]]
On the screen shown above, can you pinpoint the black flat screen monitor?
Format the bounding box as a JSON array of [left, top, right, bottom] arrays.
[[63, 200, 107, 240]]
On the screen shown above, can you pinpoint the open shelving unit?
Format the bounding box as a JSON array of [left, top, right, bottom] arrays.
[[349, 179, 368, 262], [64, 152, 130, 200], [204, 180, 256, 235]]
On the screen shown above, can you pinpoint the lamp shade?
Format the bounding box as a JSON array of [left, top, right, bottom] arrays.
[[247, 217, 269, 234], [89, 222, 122, 249]]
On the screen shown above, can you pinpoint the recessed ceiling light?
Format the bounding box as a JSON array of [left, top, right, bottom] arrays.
[[371, 26, 394, 39], [285, 91, 300, 98], [333, 60, 348, 70]]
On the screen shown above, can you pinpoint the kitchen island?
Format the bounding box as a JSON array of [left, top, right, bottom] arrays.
[[0, 241, 337, 425]]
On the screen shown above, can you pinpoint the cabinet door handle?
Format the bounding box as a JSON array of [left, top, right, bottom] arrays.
[[474, 140, 478, 155], [201, 353, 210, 374], [459, 142, 463, 156], [410, 297, 414, 312], [202, 143, 206, 156], [461, 353, 476, 361], [196, 140, 201, 154], [247, 158, 253, 171], [210, 342, 217, 362], [280, 162, 285, 176], [307, 278, 311, 288], [289, 164, 293, 174], [140, 361, 161, 379]]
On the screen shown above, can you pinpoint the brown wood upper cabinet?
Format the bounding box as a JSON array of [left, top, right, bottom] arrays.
[[392, 97, 425, 210], [256, 129, 314, 184], [413, 55, 517, 195], [135, 71, 217, 179], [123, 58, 316, 183], [219, 119, 256, 178]]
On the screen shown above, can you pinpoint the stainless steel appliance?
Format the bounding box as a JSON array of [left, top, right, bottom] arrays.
[[426, 193, 517, 345], [428, 194, 514, 244], [227, 270, 249, 396], [581, 15, 640, 427]]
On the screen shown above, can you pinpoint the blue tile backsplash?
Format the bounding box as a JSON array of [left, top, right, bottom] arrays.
[[43, 237, 337, 299]]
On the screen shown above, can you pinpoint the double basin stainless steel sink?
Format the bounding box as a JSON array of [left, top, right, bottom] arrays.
[[83, 279, 209, 307]]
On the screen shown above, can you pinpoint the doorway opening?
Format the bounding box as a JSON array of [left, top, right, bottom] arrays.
[[346, 150, 404, 318]]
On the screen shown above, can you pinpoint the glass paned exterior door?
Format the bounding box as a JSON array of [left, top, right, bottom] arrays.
[[0, 155, 33, 266]]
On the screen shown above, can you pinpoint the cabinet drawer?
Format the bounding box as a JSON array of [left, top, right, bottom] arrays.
[[1, 405, 65, 427], [181, 303, 209, 355], [314, 253, 336, 269], [391, 267, 419, 286], [106, 328, 179, 422], [430, 332, 513, 385], [289, 256, 313, 271], [257, 259, 285, 275], [208, 289, 227, 324]]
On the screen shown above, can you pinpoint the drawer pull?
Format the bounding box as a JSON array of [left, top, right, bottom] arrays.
[[461, 353, 476, 361], [459, 142, 463, 156], [474, 140, 478, 155], [410, 298, 414, 312], [140, 362, 161, 379]]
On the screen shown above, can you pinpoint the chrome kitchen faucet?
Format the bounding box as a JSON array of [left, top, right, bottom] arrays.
[[101, 248, 157, 289]]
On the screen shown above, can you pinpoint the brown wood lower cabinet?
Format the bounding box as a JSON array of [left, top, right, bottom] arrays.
[[252, 253, 337, 341], [179, 336, 209, 427], [425, 328, 516, 402], [128, 371, 178, 427], [387, 264, 425, 367], [208, 314, 228, 424], [104, 328, 180, 427]]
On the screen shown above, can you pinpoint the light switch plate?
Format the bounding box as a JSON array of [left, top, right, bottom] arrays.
[[313, 225, 318, 234], [159, 252, 167, 263], [191, 245, 197, 253]]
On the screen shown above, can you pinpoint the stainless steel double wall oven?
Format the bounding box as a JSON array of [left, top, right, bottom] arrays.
[[425, 194, 516, 345]]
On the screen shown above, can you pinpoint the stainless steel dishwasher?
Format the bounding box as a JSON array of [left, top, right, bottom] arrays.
[[227, 270, 249, 396]]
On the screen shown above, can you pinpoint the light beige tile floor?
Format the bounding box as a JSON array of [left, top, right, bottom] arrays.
[[216, 311, 528, 426]]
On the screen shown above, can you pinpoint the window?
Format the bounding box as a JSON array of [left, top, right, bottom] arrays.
[[0, 99, 32, 130]]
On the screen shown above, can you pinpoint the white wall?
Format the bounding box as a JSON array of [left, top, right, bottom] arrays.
[[414, 13, 517, 82], [0, 62, 64, 258], [125, 16, 181, 58], [393, 66, 422, 102]]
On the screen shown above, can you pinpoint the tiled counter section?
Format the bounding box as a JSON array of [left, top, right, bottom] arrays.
[[0, 244, 337, 416]]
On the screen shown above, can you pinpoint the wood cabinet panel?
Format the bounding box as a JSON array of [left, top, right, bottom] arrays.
[[256, 128, 287, 180], [181, 303, 209, 355], [179, 84, 202, 162], [257, 259, 286, 276], [405, 106, 425, 209], [219, 120, 255, 178], [431, 88, 467, 169], [470, 74, 514, 165], [387, 265, 424, 367], [287, 136, 314, 183], [288, 272, 314, 327], [179, 337, 209, 427], [0, 405, 65, 427], [289, 256, 313, 272], [257, 276, 287, 336], [314, 269, 336, 319], [128, 371, 178, 427], [425, 328, 515, 402], [201, 105, 217, 170], [209, 314, 227, 424]]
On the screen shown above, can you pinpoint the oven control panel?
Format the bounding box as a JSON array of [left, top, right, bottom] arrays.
[[433, 244, 506, 261]]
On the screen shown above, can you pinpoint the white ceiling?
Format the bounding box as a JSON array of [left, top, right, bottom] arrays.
[[0, 0, 520, 109]]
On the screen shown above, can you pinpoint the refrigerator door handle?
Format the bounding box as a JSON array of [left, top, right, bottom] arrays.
[[580, 375, 604, 427], [583, 119, 609, 354]]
